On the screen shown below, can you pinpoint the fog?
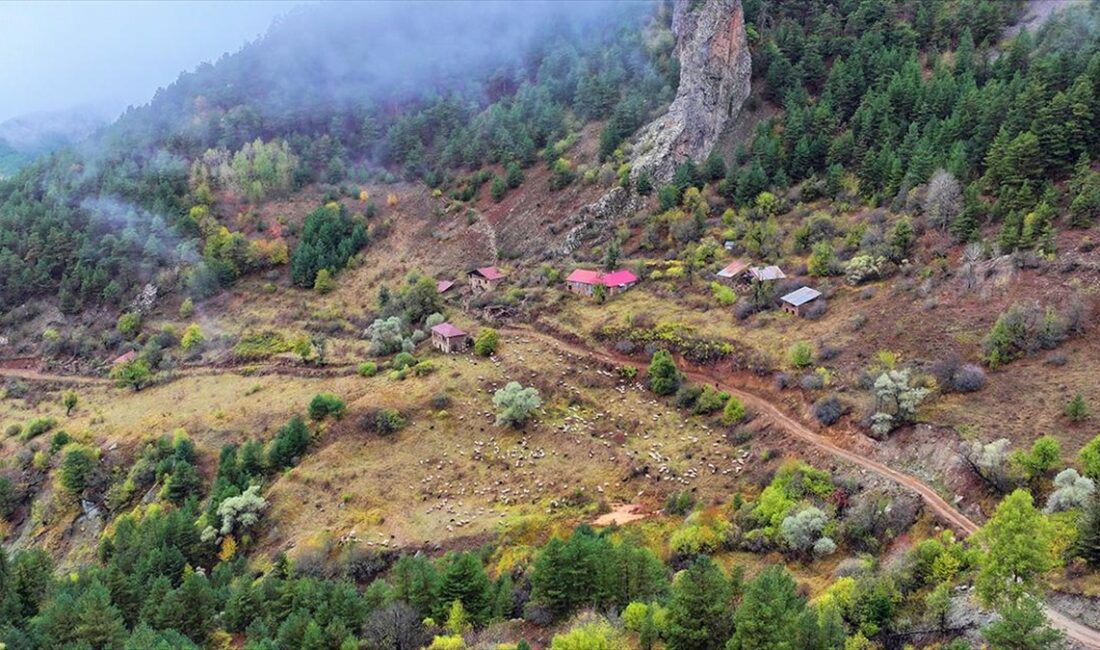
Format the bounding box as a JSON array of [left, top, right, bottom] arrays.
[[0, 1, 292, 123]]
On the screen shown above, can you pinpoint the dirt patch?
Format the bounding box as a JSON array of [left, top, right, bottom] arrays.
[[593, 503, 651, 527]]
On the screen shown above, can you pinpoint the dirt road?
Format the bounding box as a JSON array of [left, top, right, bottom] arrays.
[[503, 327, 1100, 649]]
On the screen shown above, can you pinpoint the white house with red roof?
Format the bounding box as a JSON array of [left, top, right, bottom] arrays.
[[468, 266, 505, 293], [430, 322, 469, 353], [565, 268, 639, 297]]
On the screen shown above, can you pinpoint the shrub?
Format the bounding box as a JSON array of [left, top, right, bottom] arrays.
[[493, 382, 542, 428], [59, 444, 98, 495], [983, 303, 1067, 367], [361, 408, 407, 435], [308, 393, 346, 421], [1066, 393, 1089, 422], [844, 255, 886, 285], [665, 491, 696, 515], [721, 396, 746, 425], [789, 341, 814, 369], [674, 385, 703, 409], [474, 328, 499, 356], [710, 282, 736, 306], [780, 506, 828, 554], [179, 297, 195, 318], [648, 350, 681, 395], [413, 360, 437, 376], [117, 312, 142, 338], [813, 396, 843, 425], [799, 373, 824, 391], [313, 268, 336, 294], [392, 352, 417, 370], [49, 431, 72, 454], [1044, 469, 1095, 513], [180, 323, 205, 352], [693, 386, 728, 415], [20, 417, 56, 441], [357, 361, 378, 377], [268, 416, 311, 469], [869, 369, 929, 438], [1079, 435, 1100, 480]]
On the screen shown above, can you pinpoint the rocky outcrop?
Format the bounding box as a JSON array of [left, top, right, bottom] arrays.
[[632, 0, 752, 182], [555, 186, 649, 256]]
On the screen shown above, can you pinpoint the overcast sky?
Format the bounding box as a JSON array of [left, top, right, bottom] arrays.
[[0, 1, 294, 123]]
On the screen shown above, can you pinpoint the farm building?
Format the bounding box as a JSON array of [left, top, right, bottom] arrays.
[[747, 265, 786, 282], [430, 322, 469, 353], [565, 268, 639, 297], [436, 279, 455, 294], [716, 259, 749, 282], [781, 286, 822, 317], [468, 266, 505, 293], [111, 350, 138, 365]]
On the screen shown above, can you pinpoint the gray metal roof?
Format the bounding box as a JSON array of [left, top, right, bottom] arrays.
[[749, 265, 786, 281], [781, 286, 822, 306]]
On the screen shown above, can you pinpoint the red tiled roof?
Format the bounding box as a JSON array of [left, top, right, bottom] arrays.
[[431, 322, 467, 338], [602, 269, 638, 286], [566, 268, 639, 287], [437, 280, 455, 293], [472, 266, 504, 280], [112, 351, 138, 365]]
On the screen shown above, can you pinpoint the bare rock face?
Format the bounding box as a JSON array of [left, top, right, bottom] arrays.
[[632, 0, 751, 182]]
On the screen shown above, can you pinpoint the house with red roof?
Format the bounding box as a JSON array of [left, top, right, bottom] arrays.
[[430, 322, 469, 353], [436, 279, 455, 294], [565, 268, 639, 298], [468, 266, 505, 293]]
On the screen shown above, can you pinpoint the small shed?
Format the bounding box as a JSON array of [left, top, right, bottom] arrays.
[[716, 259, 749, 282], [436, 279, 455, 294], [781, 287, 822, 317], [565, 268, 639, 297], [468, 266, 505, 293], [747, 265, 786, 282], [112, 350, 138, 365], [430, 322, 469, 353]]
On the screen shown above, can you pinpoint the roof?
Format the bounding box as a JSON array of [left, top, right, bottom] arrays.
[[749, 265, 786, 281], [470, 266, 504, 280], [781, 286, 822, 307], [716, 259, 749, 278], [112, 351, 138, 365], [436, 280, 455, 293], [566, 268, 639, 287], [431, 322, 468, 338]]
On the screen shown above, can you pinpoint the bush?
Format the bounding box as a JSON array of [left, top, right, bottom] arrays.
[[648, 350, 681, 396], [313, 268, 336, 294], [309, 393, 346, 421], [789, 341, 814, 369], [665, 491, 696, 515], [268, 416, 311, 469], [1066, 393, 1089, 422], [0, 476, 17, 520], [693, 386, 728, 415], [117, 312, 142, 338], [721, 396, 746, 425], [983, 302, 1067, 368], [20, 417, 56, 441], [59, 444, 98, 495], [813, 396, 843, 425], [674, 384, 703, 409], [493, 382, 542, 428], [392, 351, 417, 370], [361, 408, 407, 435], [799, 373, 824, 391], [474, 328, 499, 356], [357, 361, 378, 377]]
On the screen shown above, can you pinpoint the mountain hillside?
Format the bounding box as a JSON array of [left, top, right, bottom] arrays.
[[5, 0, 1100, 649]]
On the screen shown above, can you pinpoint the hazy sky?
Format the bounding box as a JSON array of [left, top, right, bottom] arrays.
[[0, 1, 295, 123]]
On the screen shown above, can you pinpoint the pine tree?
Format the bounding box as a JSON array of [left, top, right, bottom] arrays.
[[73, 580, 127, 650], [982, 596, 1064, 650], [436, 552, 492, 625], [1076, 495, 1100, 567], [665, 556, 736, 650], [728, 565, 807, 650], [647, 350, 681, 396]]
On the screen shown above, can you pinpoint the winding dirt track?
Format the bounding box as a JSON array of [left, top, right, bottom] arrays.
[[4, 331, 1100, 646], [502, 326, 1100, 649]]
